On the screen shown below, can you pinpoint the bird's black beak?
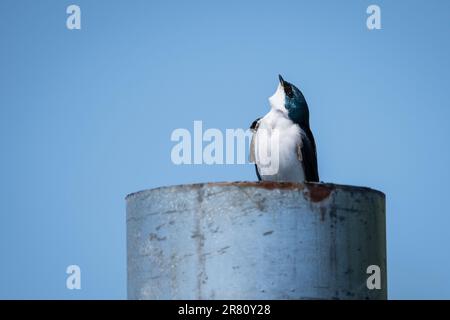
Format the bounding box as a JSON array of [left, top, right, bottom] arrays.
[[278, 74, 285, 86]]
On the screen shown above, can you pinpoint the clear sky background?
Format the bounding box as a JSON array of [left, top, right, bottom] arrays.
[[1, 0, 449, 299]]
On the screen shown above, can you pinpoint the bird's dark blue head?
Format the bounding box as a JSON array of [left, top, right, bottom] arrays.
[[270, 75, 310, 126]]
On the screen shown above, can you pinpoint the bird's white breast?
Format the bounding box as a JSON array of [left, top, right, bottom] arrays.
[[252, 109, 305, 182]]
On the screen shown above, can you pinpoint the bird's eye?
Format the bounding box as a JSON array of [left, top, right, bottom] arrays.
[[284, 85, 293, 98]]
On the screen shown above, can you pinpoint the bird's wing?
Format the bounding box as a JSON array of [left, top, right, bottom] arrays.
[[300, 127, 320, 182], [249, 118, 262, 181]]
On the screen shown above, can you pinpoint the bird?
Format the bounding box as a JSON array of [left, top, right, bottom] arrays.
[[250, 75, 319, 183]]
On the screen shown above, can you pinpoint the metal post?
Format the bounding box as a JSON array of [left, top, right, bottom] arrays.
[[126, 182, 386, 299]]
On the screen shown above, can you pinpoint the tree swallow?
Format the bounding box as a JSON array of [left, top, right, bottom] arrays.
[[250, 75, 319, 182]]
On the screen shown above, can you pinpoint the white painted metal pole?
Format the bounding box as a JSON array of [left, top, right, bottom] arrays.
[[126, 182, 387, 299]]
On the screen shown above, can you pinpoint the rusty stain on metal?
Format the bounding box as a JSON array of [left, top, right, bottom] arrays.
[[125, 181, 384, 201], [304, 184, 333, 203], [209, 181, 303, 190]]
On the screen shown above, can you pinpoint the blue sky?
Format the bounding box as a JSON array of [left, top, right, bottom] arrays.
[[0, 0, 449, 299]]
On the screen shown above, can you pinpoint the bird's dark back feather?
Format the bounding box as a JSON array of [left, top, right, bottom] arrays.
[[250, 118, 262, 181], [300, 125, 320, 182]]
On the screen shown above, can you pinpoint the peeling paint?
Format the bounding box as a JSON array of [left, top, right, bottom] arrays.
[[148, 233, 166, 241]]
